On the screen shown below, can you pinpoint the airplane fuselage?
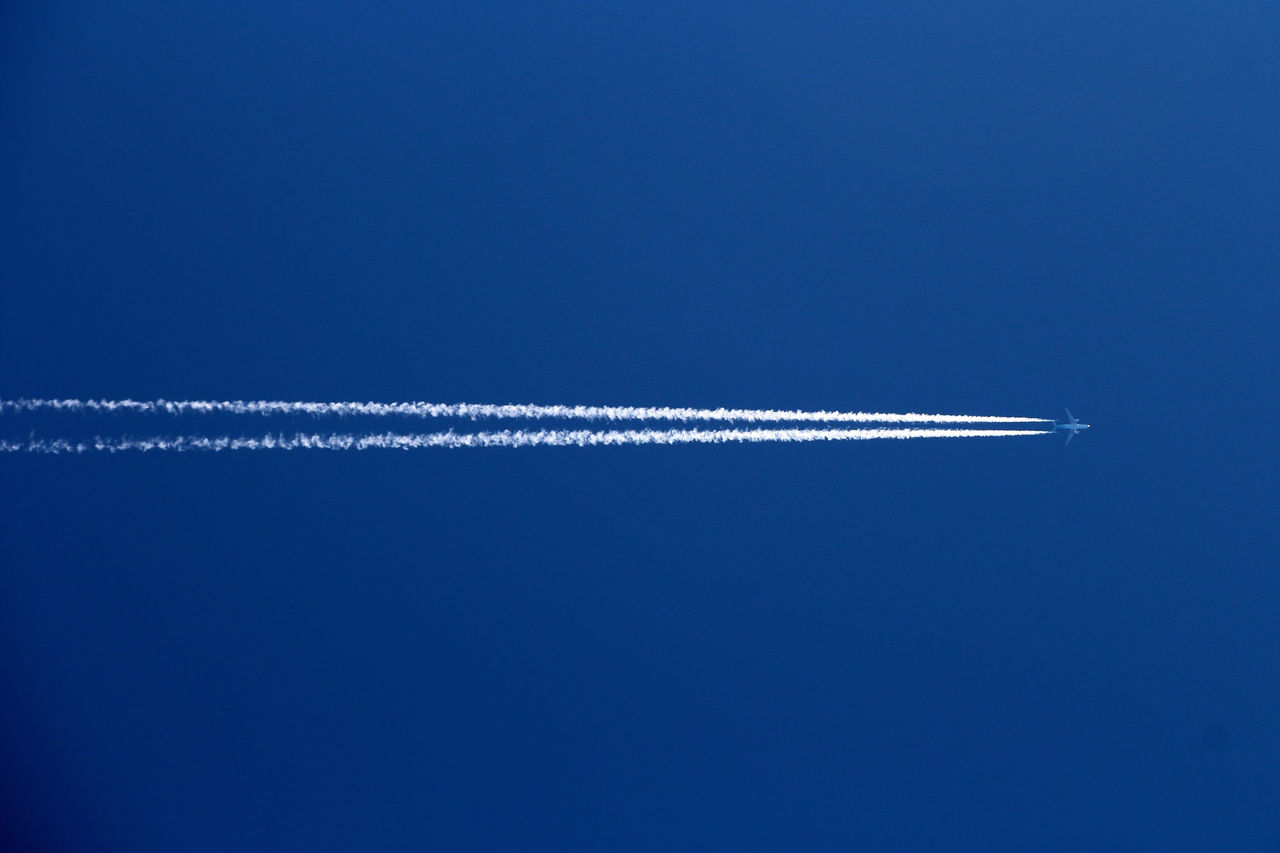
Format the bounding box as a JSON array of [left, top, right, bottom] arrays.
[[1056, 409, 1089, 444]]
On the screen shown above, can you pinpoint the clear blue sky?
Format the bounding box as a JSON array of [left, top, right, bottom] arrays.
[[3, 2, 1278, 850]]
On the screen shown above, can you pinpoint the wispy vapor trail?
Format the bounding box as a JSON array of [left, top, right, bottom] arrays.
[[0, 399, 1050, 424], [0, 427, 1045, 454]]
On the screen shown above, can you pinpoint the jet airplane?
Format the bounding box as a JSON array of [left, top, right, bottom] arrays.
[[1054, 408, 1090, 445]]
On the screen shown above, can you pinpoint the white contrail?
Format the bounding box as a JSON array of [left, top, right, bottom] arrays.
[[0, 398, 1050, 424], [0, 427, 1046, 454]]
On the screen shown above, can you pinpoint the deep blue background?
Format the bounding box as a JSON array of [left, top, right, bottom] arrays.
[[3, 2, 1278, 850]]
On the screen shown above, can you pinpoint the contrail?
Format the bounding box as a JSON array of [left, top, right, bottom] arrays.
[[0, 398, 1050, 424], [0, 427, 1046, 454]]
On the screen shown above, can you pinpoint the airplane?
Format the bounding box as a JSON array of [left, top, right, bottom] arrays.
[[1054, 408, 1090, 445]]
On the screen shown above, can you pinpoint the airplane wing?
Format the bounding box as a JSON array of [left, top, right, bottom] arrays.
[[1064, 430, 1074, 446], [1064, 407, 1074, 422]]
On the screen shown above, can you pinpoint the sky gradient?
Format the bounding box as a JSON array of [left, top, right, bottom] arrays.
[[3, 2, 1279, 850]]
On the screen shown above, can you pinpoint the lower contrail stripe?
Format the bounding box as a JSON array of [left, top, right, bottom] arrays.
[[0, 427, 1046, 454], [0, 398, 1050, 424]]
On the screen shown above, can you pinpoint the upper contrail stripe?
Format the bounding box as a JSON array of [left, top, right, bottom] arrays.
[[0, 427, 1047, 454], [0, 399, 1050, 424]]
